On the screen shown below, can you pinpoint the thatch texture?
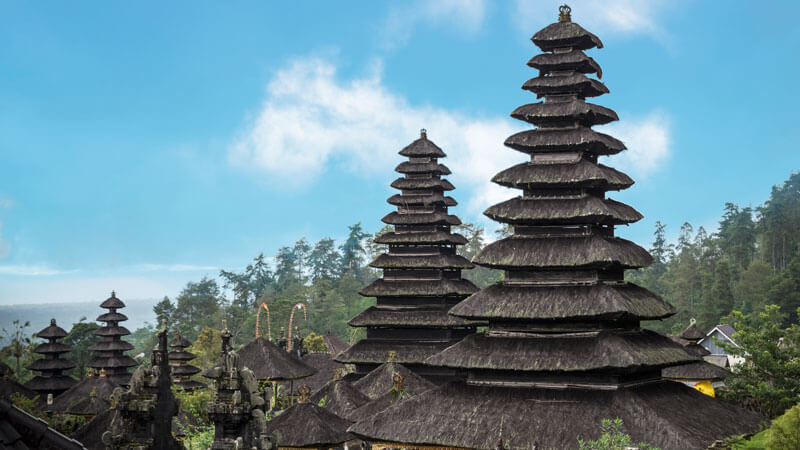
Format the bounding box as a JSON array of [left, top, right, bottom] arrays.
[[390, 177, 454, 191], [235, 337, 315, 381], [381, 211, 461, 226], [527, 49, 602, 77], [310, 379, 369, 419], [681, 322, 705, 341], [348, 388, 414, 423], [24, 376, 76, 393], [395, 161, 451, 175], [484, 195, 642, 225], [349, 307, 477, 328], [425, 331, 695, 373], [360, 279, 478, 298], [532, 20, 603, 51], [349, 381, 761, 450], [523, 73, 608, 98], [352, 362, 435, 400], [322, 334, 348, 357], [662, 361, 731, 381], [473, 234, 652, 269], [370, 253, 473, 270], [51, 376, 116, 416], [493, 159, 633, 190], [387, 193, 456, 207], [511, 100, 617, 126], [399, 134, 446, 157], [70, 408, 113, 450], [449, 282, 675, 321], [0, 377, 37, 405], [505, 127, 625, 155], [280, 353, 344, 395], [265, 403, 353, 448], [336, 340, 449, 367], [374, 231, 467, 245], [0, 398, 86, 450]]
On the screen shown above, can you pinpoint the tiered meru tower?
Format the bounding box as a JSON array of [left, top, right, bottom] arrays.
[[168, 332, 205, 391], [337, 130, 479, 381], [88, 291, 137, 384], [26, 319, 76, 398], [350, 6, 761, 449]]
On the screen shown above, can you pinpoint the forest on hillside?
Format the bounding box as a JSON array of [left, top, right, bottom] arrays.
[[3, 172, 800, 383]]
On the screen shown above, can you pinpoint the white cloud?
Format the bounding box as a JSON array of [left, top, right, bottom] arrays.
[[599, 111, 671, 177], [0, 264, 72, 276], [133, 263, 218, 273], [512, 0, 672, 40], [382, 0, 488, 48]]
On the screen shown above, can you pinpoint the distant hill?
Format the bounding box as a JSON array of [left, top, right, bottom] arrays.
[[0, 298, 158, 344]]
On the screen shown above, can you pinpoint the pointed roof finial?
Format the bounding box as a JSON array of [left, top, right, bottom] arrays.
[[387, 350, 398, 363], [559, 4, 571, 22], [111, 290, 116, 297], [50, 318, 56, 326], [420, 128, 427, 139]]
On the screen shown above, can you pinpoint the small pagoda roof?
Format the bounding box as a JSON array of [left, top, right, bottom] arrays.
[[491, 159, 633, 191], [96, 311, 128, 322], [426, 331, 695, 374], [99, 292, 125, 309], [528, 49, 602, 77], [511, 100, 617, 126], [449, 283, 675, 322], [336, 340, 450, 367], [88, 340, 134, 352], [348, 381, 761, 450], [387, 193, 457, 207], [395, 161, 451, 175], [532, 19, 603, 51], [167, 350, 196, 361], [0, 398, 86, 450], [265, 402, 354, 448], [474, 234, 652, 270], [281, 353, 344, 395], [359, 278, 478, 298], [381, 211, 461, 226], [373, 230, 467, 245], [34, 319, 69, 340], [172, 364, 201, 377], [352, 362, 435, 400], [323, 334, 348, 357], [93, 325, 131, 337], [310, 379, 369, 419], [662, 361, 731, 381], [348, 388, 414, 423], [484, 196, 642, 226], [398, 132, 446, 157], [349, 307, 477, 328], [681, 322, 705, 341], [87, 355, 138, 369], [390, 177, 454, 191], [505, 127, 625, 155], [51, 375, 116, 416], [168, 333, 192, 349], [523, 73, 609, 98], [24, 375, 77, 393], [28, 358, 76, 372], [370, 253, 473, 270], [31, 342, 72, 355], [234, 337, 315, 381]]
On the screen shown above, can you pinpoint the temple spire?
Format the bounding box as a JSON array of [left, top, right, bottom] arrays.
[[25, 318, 77, 398]]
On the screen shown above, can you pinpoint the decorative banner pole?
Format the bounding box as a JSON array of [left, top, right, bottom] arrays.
[[255, 303, 272, 341], [287, 302, 308, 350]]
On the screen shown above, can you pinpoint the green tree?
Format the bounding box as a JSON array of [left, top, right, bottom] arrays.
[[699, 259, 734, 330], [61, 317, 100, 379], [340, 223, 369, 277], [172, 277, 223, 342], [309, 237, 342, 283], [734, 260, 773, 313], [578, 418, 659, 450], [455, 223, 502, 288], [766, 401, 800, 450], [757, 172, 800, 271], [767, 249, 800, 325], [153, 296, 175, 326], [719, 305, 800, 418], [1, 320, 31, 381]]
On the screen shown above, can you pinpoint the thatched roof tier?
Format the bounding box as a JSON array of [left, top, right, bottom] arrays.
[[264, 403, 354, 448], [31, 342, 72, 354], [27, 319, 76, 398], [359, 278, 477, 298], [511, 100, 617, 126], [168, 334, 191, 348], [93, 326, 131, 337], [87, 355, 138, 369], [528, 49, 602, 77], [381, 211, 461, 226], [390, 177, 455, 191], [51, 375, 116, 416], [374, 230, 467, 245], [323, 334, 348, 357], [484, 195, 642, 225], [387, 193, 457, 207], [398, 133, 446, 157], [24, 375, 76, 393], [523, 73, 609, 98], [28, 358, 76, 371], [662, 361, 730, 381], [681, 322, 705, 341], [71, 409, 113, 450], [474, 234, 652, 270], [95, 311, 128, 322], [352, 362, 435, 400], [234, 337, 315, 381], [449, 283, 675, 322], [35, 320, 69, 340], [88, 340, 133, 352], [349, 381, 761, 450], [99, 292, 125, 309], [425, 331, 694, 374], [348, 388, 414, 423], [336, 340, 449, 367], [167, 350, 195, 361], [281, 353, 345, 395], [684, 343, 710, 357], [370, 253, 473, 270], [505, 127, 625, 155], [349, 307, 477, 328], [0, 398, 87, 450], [532, 19, 603, 51], [171, 364, 201, 376], [492, 159, 633, 190], [310, 379, 369, 419], [395, 161, 451, 175]]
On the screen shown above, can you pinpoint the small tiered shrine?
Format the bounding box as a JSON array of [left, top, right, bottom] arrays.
[[87, 292, 137, 384], [350, 6, 762, 449], [663, 320, 730, 397], [337, 130, 479, 381], [167, 332, 204, 392], [26, 319, 76, 399]]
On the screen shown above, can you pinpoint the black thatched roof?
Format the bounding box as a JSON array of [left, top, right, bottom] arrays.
[[359, 278, 478, 298], [352, 362, 434, 400], [528, 49, 602, 77], [264, 403, 353, 447], [398, 132, 446, 157], [523, 73, 609, 98], [280, 353, 344, 395], [449, 282, 675, 322], [69, 408, 113, 450], [349, 307, 477, 328], [348, 381, 761, 450], [336, 340, 449, 368], [511, 100, 617, 126], [387, 193, 456, 207], [24, 376, 76, 393], [505, 127, 625, 155], [34, 319, 69, 340], [0, 398, 86, 450], [310, 379, 369, 419], [99, 292, 125, 309], [474, 234, 652, 270], [395, 161, 451, 175], [492, 159, 633, 191], [235, 337, 315, 381], [381, 210, 461, 226], [485, 195, 642, 225], [0, 377, 37, 404], [532, 19, 603, 51], [390, 177, 454, 191], [348, 388, 415, 423], [51, 375, 116, 416], [373, 230, 467, 245], [322, 334, 348, 357], [681, 322, 705, 341], [370, 253, 473, 270], [662, 361, 731, 381], [168, 333, 191, 349], [89, 292, 136, 380]]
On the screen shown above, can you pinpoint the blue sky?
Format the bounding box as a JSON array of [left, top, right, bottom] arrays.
[[1, 1, 798, 305]]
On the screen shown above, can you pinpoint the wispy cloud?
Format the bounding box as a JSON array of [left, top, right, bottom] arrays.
[[382, 0, 488, 48], [0, 264, 73, 276], [512, 0, 675, 43], [599, 111, 671, 177], [133, 263, 218, 273]]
